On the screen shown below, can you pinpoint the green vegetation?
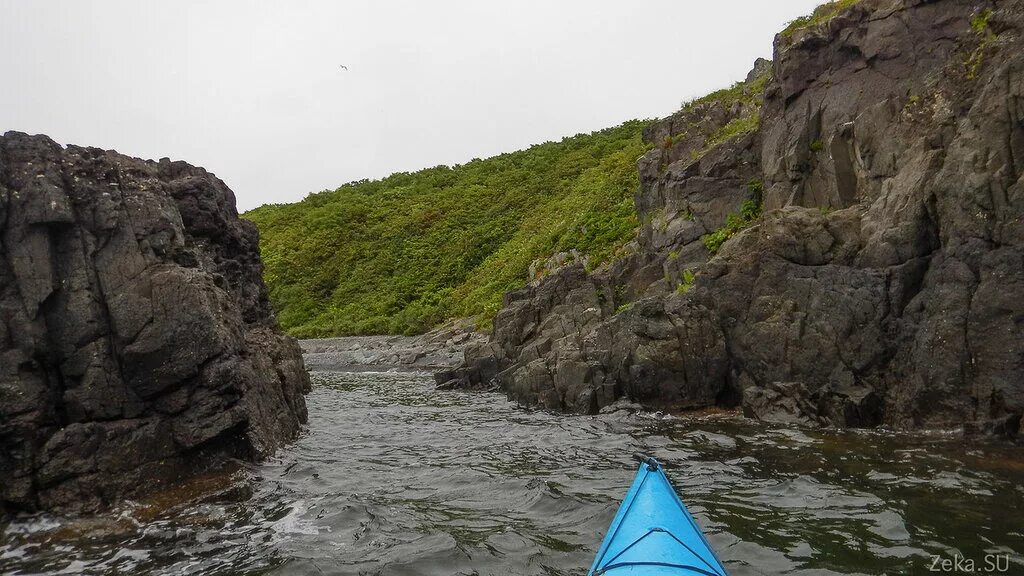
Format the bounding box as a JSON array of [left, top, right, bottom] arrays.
[[701, 180, 764, 254], [809, 138, 824, 152], [781, 0, 861, 39], [244, 121, 651, 337], [679, 67, 770, 161], [248, 19, 783, 338], [680, 67, 771, 113], [702, 199, 762, 253], [749, 178, 765, 202], [705, 112, 761, 151], [675, 269, 696, 295], [904, 94, 921, 113], [971, 8, 993, 34], [966, 8, 995, 80]]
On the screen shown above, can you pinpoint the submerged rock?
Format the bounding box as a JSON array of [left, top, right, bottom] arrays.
[[0, 132, 310, 514], [442, 0, 1024, 436]]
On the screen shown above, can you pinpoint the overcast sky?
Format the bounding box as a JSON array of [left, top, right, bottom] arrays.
[[1, 1, 822, 211]]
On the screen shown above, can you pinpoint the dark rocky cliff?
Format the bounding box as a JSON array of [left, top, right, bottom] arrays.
[[0, 133, 310, 514], [438, 0, 1024, 436]]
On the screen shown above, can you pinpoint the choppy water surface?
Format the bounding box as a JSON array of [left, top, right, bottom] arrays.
[[3, 371, 1023, 575]]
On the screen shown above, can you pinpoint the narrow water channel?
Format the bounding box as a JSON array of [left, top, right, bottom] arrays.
[[3, 370, 1022, 575]]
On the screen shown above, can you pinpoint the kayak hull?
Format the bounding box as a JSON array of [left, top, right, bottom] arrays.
[[587, 458, 727, 576]]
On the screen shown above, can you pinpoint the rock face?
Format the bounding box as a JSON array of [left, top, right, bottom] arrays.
[[439, 0, 1024, 436], [0, 133, 310, 514]]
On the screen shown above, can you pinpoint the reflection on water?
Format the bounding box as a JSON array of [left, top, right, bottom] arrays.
[[2, 371, 1022, 575]]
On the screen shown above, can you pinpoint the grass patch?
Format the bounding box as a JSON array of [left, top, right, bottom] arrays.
[[705, 112, 761, 151], [682, 68, 771, 161], [701, 180, 764, 254], [781, 0, 861, 39], [680, 67, 771, 113]]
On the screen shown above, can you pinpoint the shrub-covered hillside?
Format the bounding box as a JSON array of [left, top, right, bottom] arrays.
[[244, 121, 650, 337]]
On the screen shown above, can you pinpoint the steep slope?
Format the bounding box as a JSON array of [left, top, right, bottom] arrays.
[[441, 0, 1024, 436], [0, 133, 310, 514], [244, 122, 650, 337]]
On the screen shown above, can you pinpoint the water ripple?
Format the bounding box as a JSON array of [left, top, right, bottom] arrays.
[[2, 370, 1022, 575]]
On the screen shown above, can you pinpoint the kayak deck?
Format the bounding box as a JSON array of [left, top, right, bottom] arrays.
[[587, 457, 728, 576]]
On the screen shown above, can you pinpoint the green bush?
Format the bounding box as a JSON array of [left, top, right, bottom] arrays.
[[245, 121, 651, 337]]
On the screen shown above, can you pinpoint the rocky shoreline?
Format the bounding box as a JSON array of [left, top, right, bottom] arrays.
[[300, 321, 487, 372]]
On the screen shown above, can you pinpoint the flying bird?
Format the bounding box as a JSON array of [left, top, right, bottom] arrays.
[[339, 64, 348, 70]]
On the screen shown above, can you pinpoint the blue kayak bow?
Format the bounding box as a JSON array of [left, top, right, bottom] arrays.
[[587, 454, 728, 576]]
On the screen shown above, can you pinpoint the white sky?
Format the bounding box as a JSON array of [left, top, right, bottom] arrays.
[[1, 1, 822, 211]]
